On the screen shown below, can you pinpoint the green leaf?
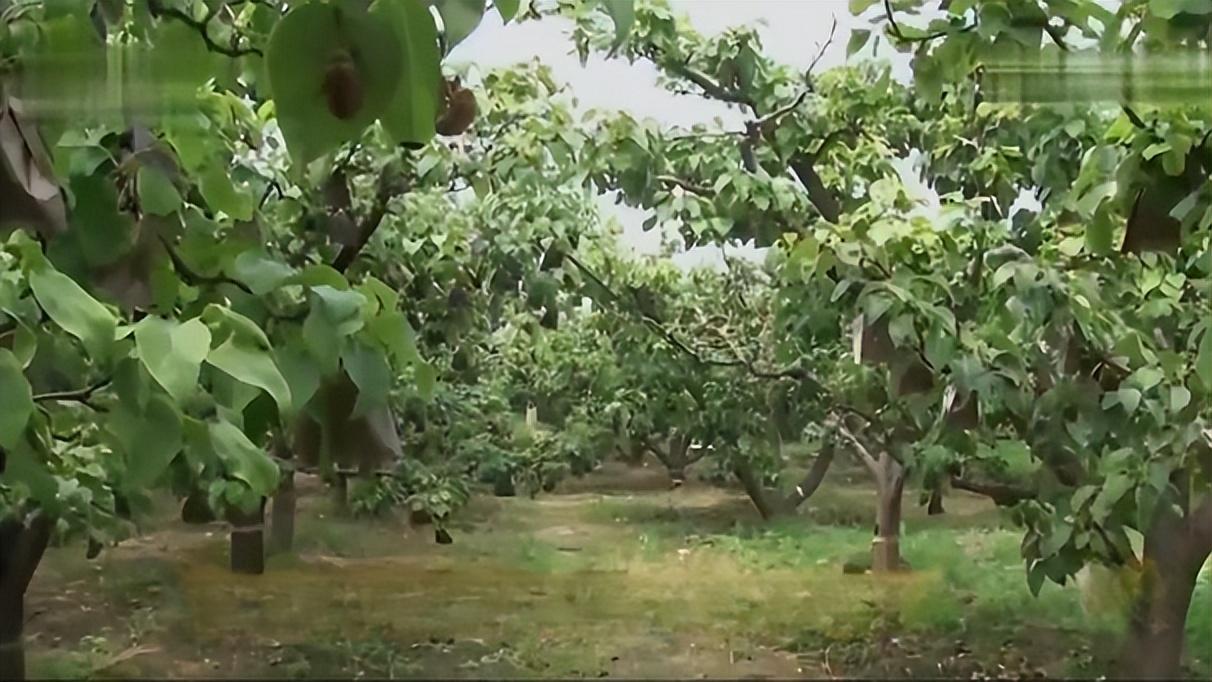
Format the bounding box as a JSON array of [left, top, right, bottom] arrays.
[[415, 359, 437, 402], [1197, 329, 1212, 389], [29, 263, 118, 361], [601, 0, 634, 49], [109, 393, 183, 488], [1117, 387, 1141, 413], [371, 0, 441, 146], [0, 349, 34, 448], [368, 310, 419, 366], [846, 28, 871, 57], [312, 285, 366, 336], [267, 2, 403, 163], [276, 341, 321, 412], [206, 338, 293, 418], [134, 316, 211, 403], [1026, 560, 1046, 597], [230, 249, 296, 295], [1151, 0, 1212, 19], [342, 342, 391, 418], [1, 444, 57, 506], [198, 164, 254, 221], [434, 0, 486, 49], [849, 0, 878, 13], [495, 0, 520, 22], [136, 165, 182, 216], [1085, 212, 1114, 255], [1169, 385, 1191, 412], [1040, 521, 1073, 557], [1091, 473, 1133, 521], [1126, 367, 1163, 392], [208, 420, 280, 495]]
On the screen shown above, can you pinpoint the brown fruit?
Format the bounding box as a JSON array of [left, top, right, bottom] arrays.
[[322, 54, 364, 121], [435, 78, 476, 136]]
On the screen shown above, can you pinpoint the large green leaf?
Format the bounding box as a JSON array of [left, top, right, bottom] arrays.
[[368, 310, 419, 366], [1196, 328, 1212, 389], [198, 164, 254, 221], [29, 263, 118, 361], [495, 0, 520, 22], [276, 341, 322, 411], [208, 420, 280, 495], [342, 342, 391, 417], [136, 165, 182, 216], [266, 2, 404, 163], [134, 316, 211, 403], [206, 338, 294, 418], [0, 348, 34, 448], [433, 0, 485, 49], [230, 249, 296, 295], [601, 0, 634, 49], [108, 392, 183, 488], [371, 0, 441, 146]]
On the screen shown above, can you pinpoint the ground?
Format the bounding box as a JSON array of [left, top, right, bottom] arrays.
[[22, 460, 1212, 679]]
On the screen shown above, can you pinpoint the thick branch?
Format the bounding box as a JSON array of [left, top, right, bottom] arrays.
[[0, 511, 53, 597], [789, 156, 840, 224], [835, 420, 881, 482], [949, 475, 1035, 506], [331, 169, 409, 273], [783, 443, 836, 510], [665, 60, 756, 111]]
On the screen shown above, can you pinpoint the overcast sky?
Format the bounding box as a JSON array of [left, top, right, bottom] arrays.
[[450, 1, 910, 268]]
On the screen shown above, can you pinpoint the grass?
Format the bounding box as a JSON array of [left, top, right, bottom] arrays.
[[21, 468, 1212, 679]]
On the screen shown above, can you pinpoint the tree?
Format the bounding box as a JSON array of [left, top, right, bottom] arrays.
[[549, 2, 1210, 670], [0, 0, 646, 676]]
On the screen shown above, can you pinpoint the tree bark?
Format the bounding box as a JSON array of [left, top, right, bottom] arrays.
[[871, 452, 906, 573], [1117, 498, 1212, 679], [227, 499, 266, 575], [0, 512, 53, 682], [269, 469, 296, 555]]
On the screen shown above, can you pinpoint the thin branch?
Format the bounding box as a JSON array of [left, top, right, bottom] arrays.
[[882, 0, 976, 44], [33, 378, 111, 410], [753, 89, 810, 129], [656, 174, 713, 197], [148, 0, 263, 58], [806, 16, 838, 77], [160, 235, 254, 295]]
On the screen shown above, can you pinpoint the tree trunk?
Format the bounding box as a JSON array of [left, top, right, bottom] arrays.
[[872, 453, 906, 573], [330, 473, 348, 514], [1117, 499, 1212, 679], [269, 469, 296, 555], [735, 445, 836, 522], [0, 513, 53, 682], [228, 499, 266, 575], [734, 460, 780, 521]]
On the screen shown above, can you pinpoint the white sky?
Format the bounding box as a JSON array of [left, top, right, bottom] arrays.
[[450, 1, 916, 269]]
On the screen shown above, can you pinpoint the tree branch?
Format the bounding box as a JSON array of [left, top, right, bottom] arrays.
[[331, 167, 410, 273], [33, 377, 111, 410], [160, 235, 254, 295], [148, 0, 263, 58], [656, 174, 713, 197], [835, 420, 881, 482], [949, 475, 1035, 506], [881, 0, 976, 44], [665, 60, 757, 111], [783, 442, 836, 510]]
